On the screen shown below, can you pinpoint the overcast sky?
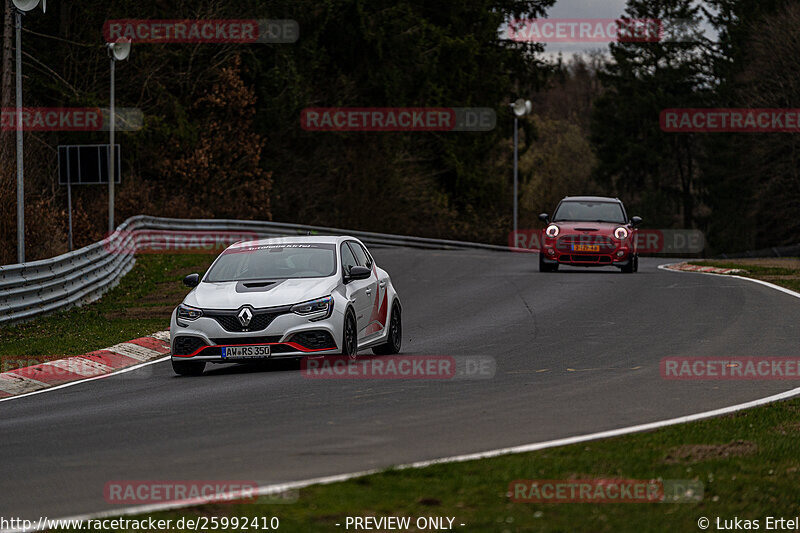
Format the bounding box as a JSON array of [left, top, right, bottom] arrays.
[[542, 0, 631, 57], [505, 0, 715, 60]]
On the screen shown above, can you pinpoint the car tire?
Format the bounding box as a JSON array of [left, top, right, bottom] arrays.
[[372, 303, 402, 355], [341, 309, 358, 359], [171, 359, 206, 376], [539, 254, 558, 272], [621, 256, 636, 273], [633, 254, 639, 272]]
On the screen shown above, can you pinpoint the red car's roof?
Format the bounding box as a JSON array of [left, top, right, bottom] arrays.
[[560, 196, 621, 203]]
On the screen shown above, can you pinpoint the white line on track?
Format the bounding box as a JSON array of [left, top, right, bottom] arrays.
[[5, 262, 800, 532], [0, 356, 170, 404], [657, 261, 800, 300]]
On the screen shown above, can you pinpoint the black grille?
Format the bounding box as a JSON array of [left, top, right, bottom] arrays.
[[210, 336, 282, 345], [557, 235, 614, 252], [288, 330, 337, 350], [173, 336, 207, 356], [204, 307, 291, 332], [559, 254, 612, 264]]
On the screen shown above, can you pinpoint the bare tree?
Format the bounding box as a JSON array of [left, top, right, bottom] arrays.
[[0, 0, 15, 264]]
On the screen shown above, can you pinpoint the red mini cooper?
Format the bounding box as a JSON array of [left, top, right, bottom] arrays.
[[538, 196, 642, 273]]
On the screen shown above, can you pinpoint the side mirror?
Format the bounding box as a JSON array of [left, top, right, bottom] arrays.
[[538, 213, 550, 224], [630, 216, 643, 227], [183, 273, 200, 288], [345, 265, 371, 282]]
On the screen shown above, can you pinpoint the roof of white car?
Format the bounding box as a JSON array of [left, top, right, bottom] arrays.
[[227, 235, 355, 249]]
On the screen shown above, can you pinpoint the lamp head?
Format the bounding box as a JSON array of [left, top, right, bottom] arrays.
[[12, 0, 45, 12], [107, 38, 132, 61], [512, 98, 532, 117]]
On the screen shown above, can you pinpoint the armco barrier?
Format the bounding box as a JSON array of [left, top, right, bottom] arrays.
[[0, 215, 508, 325]]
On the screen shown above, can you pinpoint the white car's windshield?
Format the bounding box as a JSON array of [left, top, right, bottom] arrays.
[[205, 243, 337, 282], [553, 201, 626, 223]]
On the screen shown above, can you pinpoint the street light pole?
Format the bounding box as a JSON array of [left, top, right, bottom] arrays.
[[106, 38, 130, 233], [513, 115, 518, 238], [510, 98, 532, 243], [11, 0, 46, 263], [14, 9, 24, 262], [108, 57, 115, 232]]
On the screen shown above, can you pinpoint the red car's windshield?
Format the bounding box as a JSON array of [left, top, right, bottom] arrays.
[[553, 201, 626, 224]]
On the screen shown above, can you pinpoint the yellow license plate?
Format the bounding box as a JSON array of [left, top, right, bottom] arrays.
[[573, 244, 600, 252]]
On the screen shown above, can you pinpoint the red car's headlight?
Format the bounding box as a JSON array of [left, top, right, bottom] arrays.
[[545, 224, 560, 238], [614, 227, 629, 240]]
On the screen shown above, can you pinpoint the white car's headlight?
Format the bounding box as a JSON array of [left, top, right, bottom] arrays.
[[614, 227, 629, 240], [291, 296, 334, 320], [177, 304, 203, 321], [545, 224, 560, 238]]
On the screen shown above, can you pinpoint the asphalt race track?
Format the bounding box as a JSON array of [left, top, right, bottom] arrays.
[[2, 248, 799, 520]]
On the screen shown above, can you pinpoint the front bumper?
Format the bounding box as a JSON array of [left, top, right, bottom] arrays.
[[170, 307, 341, 363], [541, 237, 633, 267]]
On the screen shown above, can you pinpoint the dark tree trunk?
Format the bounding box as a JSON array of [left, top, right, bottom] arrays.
[[0, 0, 15, 264], [1, 0, 13, 166]]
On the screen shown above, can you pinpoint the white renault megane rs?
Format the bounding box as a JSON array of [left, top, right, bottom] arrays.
[[170, 236, 402, 375]]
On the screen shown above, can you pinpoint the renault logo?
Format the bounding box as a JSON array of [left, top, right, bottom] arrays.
[[237, 306, 254, 327]]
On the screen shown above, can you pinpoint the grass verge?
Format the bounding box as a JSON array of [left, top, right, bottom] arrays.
[[0, 253, 215, 371], [689, 258, 800, 292], [50, 398, 800, 532]]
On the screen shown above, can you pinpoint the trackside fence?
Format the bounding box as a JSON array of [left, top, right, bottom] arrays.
[[0, 215, 508, 325]]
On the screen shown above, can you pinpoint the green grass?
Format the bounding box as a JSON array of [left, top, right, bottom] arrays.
[[0, 254, 214, 371], [689, 259, 800, 292], [49, 398, 800, 532]]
